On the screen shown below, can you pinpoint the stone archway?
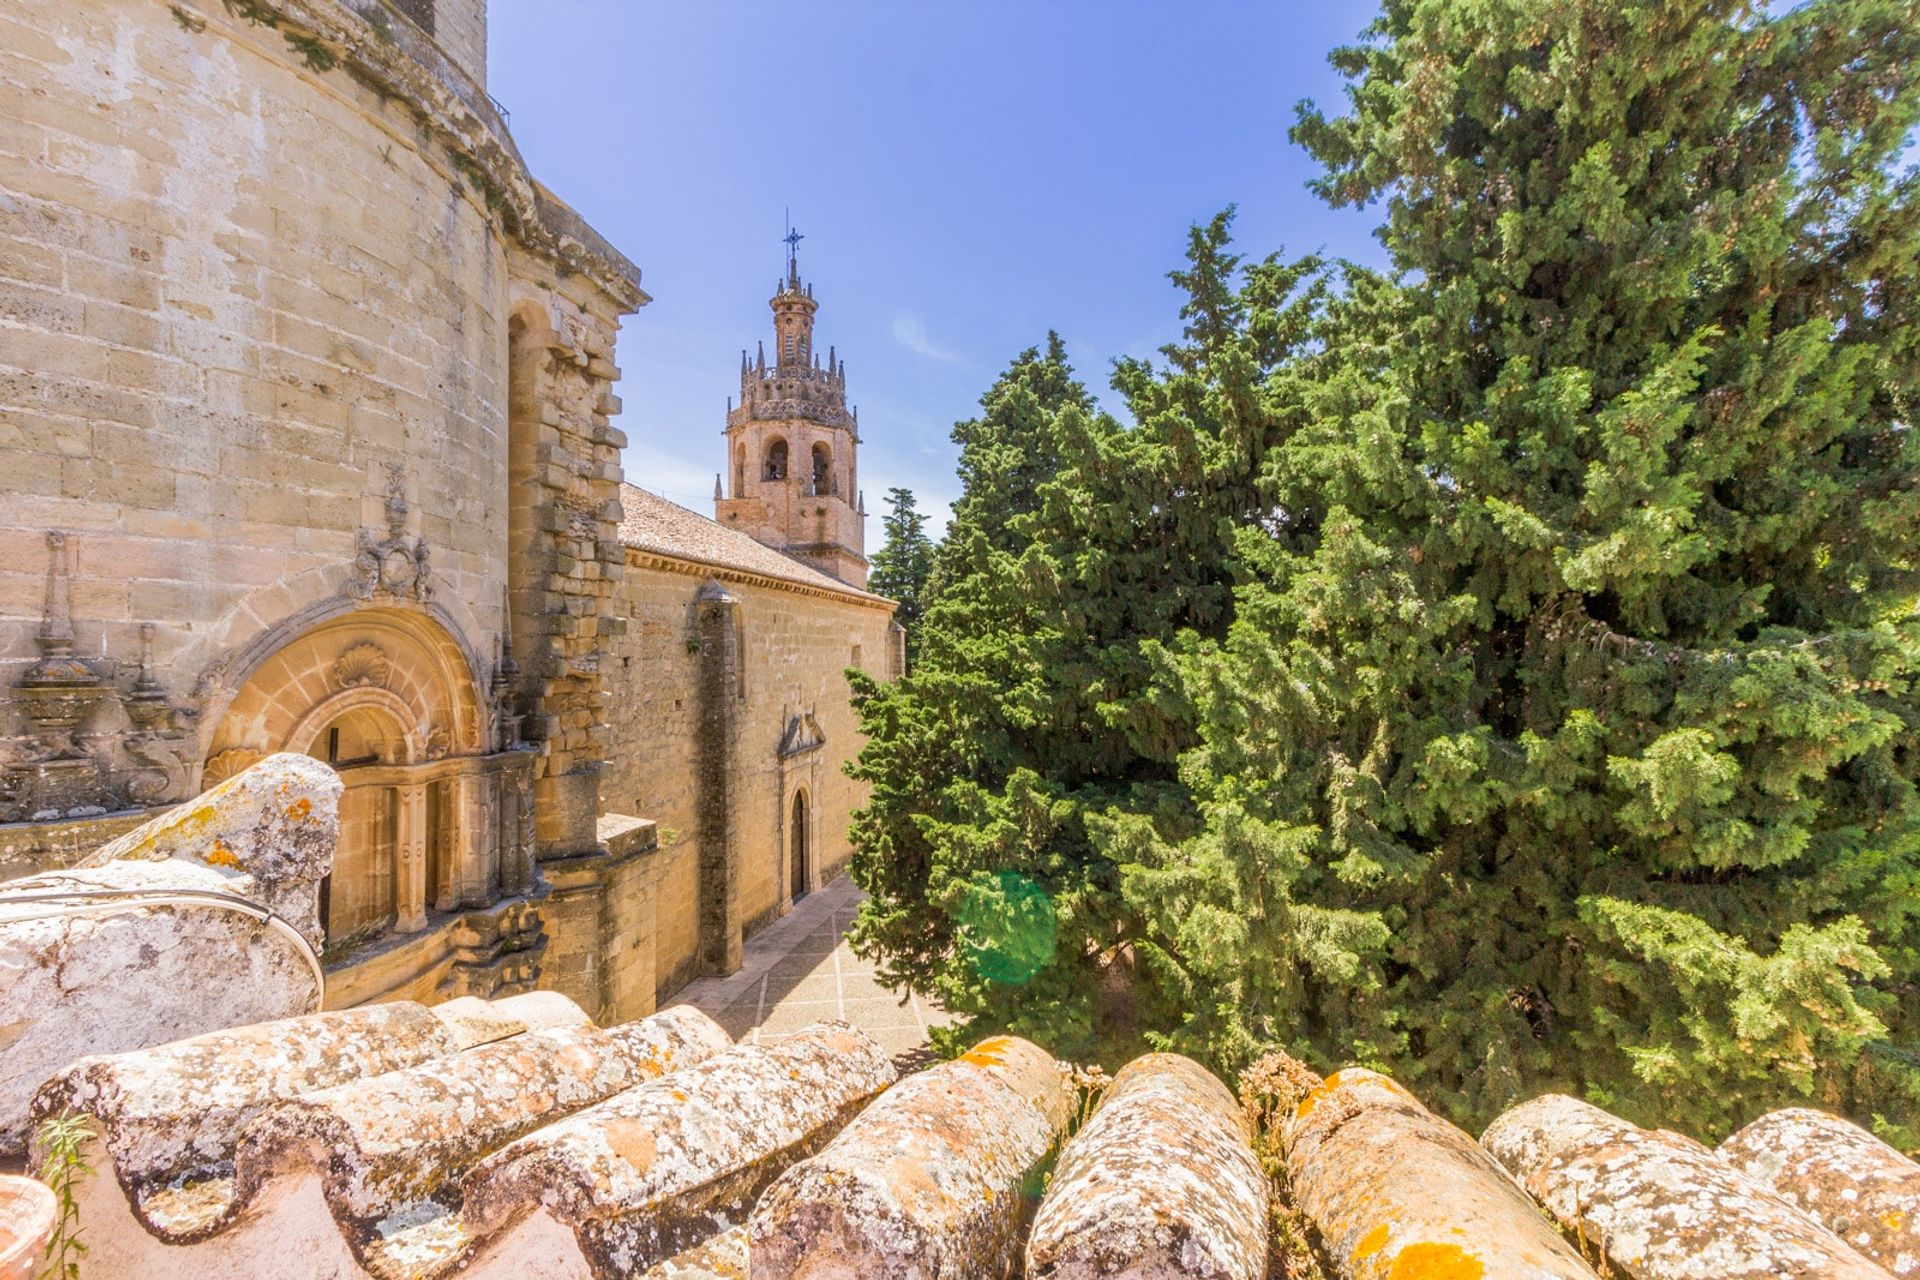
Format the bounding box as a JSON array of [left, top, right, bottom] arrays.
[[790, 789, 810, 904], [203, 606, 532, 958]]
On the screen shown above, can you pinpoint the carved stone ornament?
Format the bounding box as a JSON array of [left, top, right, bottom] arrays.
[[778, 709, 827, 759], [423, 725, 450, 761], [346, 471, 433, 602], [201, 747, 265, 787], [334, 642, 392, 690], [15, 531, 111, 758]]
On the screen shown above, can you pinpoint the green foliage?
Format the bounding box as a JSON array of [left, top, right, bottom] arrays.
[[33, 1113, 94, 1280], [851, 0, 1920, 1144], [169, 5, 207, 34], [284, 32, 336, 72], [449, 152, 507, 214], [220, 0, 278, 28], [867, 487, 936, 659], [849, 253, 1331, 1061]]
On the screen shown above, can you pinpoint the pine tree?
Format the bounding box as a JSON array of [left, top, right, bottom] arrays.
[[867, 487, 936, 658], [1112, 0, 1920, 1141]]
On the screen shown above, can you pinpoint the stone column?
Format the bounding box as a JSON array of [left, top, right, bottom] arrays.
[[395, 782, 429, 933], [432, 777, 461, 913]]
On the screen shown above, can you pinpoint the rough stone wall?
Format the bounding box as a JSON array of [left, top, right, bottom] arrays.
[[603, 558, 894, 999], [423, 0, 487, 90], [0, 0, 649, 1027], [0, 0, 511, 714], [503, 273, 629, 860]]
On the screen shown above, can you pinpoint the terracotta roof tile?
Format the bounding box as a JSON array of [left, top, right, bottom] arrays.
[[25, 1004, 1920, 1280]]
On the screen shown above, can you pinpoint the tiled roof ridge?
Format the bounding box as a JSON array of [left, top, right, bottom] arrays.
[[25, 1004, 1920, 1280], [616, 483, 895, 608]]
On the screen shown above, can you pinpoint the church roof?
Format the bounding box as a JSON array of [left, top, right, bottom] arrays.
[[615, 483, 891, 608]]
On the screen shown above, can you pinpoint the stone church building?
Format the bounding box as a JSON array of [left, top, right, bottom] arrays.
[[0, 0, 900, 1023]]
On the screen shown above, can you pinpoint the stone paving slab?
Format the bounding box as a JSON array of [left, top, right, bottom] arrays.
[[672, 875, 954, 1061]]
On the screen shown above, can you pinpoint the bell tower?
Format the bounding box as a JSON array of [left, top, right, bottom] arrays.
[[715, 230, 868, 587]]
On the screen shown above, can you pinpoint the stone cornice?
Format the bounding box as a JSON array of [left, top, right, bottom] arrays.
[[171, 0, 648, 312], [623, 549, 897, 613]]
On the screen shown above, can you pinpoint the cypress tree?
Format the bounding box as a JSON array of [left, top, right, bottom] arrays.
[[848, 246, 1332, 1059], [1113, 0, 1920, 1140], [867, 487, 936, 658]]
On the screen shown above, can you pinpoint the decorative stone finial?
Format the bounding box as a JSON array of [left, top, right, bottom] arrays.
[[16, 532, 108, 756], [123, 622, 174, 732]]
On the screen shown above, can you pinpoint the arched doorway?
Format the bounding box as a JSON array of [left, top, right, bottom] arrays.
[[308, 699, 408, 941], [790, 790, 809, 903], [201, 605, 531, 958]]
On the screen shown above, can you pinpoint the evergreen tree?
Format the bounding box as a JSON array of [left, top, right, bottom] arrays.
[[1111, 0, 1920, 1141], [867, 487, 936, 658], [847, 250, 1331, 1059]]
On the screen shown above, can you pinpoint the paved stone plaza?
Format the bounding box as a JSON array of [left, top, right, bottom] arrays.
[[675, 874, 954, 1060]]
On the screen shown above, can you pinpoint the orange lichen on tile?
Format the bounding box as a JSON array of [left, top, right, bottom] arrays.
[[1354, 1222, 1391, 1260], [1388, 1242, 1484, 1280]]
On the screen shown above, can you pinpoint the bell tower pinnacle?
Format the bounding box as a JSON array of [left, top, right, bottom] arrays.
[[715, 228, 867, 588]]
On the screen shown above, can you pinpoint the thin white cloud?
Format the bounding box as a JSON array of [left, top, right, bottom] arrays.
[[892, 312, 963, 364]]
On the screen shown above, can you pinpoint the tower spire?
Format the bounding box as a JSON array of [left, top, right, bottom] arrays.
[[715, 230, 868, 587], [783, 212, 804, 289]]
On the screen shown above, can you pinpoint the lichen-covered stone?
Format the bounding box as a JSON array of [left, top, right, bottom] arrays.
[[1483, 1094, 1888, 1279], [750, 1034, 1075, 1280], [86, 753, 341, 952], [29, 1002, 454, 1240], [604, 1005, 735, 1079], [428, 991, 593, 1050], [1719, 1108, 1920, 1276], [1025, 1052, 1267, 1280], [0, 754, 340, 1153], [640, 1224, 750, 1280], [460, 1021, 895, 1277], [234, 1022, 656, 1224], [1285, 1069, 1599, 1280], [0, 1174, 54, 1280]]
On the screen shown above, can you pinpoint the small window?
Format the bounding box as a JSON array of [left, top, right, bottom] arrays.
[[851, 643, 863, 669], [764, 438, 788, 481], [811, 442, 831, 494]]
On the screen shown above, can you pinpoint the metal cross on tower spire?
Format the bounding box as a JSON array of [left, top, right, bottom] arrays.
[[783, 211, 804, 282]]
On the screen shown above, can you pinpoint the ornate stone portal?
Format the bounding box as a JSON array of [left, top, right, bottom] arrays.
[[200, 605, 541, 1008]]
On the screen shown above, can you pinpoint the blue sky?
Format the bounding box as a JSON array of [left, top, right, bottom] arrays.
[[489, 2, 1391, 542]]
